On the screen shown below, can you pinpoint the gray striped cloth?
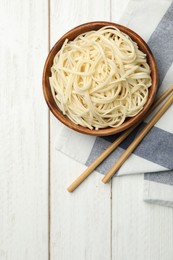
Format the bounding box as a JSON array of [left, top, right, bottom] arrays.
[[56, 0, 173, 206]]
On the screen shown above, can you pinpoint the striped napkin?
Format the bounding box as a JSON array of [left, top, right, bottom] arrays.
[[55, 0, 173, 206]]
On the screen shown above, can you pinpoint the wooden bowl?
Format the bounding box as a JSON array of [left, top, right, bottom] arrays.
[[42, 21, 158, 136]]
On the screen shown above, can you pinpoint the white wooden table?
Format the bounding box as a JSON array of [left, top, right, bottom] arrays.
[[1, 0, 173, 259]]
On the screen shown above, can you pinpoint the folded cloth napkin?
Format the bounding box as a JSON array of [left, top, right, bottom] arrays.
[[55, 0, 173, 206]]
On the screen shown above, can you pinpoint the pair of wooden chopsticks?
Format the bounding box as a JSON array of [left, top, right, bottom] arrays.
[[67, 85, 173, 192]]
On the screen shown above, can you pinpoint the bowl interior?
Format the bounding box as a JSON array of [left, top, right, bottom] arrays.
[[42, 21, 158, 136]]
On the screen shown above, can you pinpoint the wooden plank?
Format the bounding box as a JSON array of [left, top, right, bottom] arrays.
[[50, 1, 111, 259], [0, 1, 48, 259], [50, 120, 111, 260], [112, 174, 173, 260], [111, 2, 173, 260], [110, 0, 129, 21]]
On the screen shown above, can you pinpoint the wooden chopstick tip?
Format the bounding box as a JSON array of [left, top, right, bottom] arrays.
[[67, 185, 75, 193], [102, 175, 111, 184]]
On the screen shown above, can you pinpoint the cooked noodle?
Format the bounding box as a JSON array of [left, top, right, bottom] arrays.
[[50, 26, 152, 130]]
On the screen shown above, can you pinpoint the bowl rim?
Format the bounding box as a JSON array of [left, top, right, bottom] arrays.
[[42, 21, 158, 136]]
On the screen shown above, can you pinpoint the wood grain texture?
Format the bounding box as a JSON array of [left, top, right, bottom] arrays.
[[50, 0, 111, 259], [112, 174, 173, 260], [0, 1, 48, 259], [110, 0, 129, 22]]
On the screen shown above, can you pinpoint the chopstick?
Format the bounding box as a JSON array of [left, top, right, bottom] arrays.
[[102, 91, 173, 183], [67, 85, 173, 192]]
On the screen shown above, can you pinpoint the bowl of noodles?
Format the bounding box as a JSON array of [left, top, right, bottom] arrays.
[[42, 21, 158, 136]]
